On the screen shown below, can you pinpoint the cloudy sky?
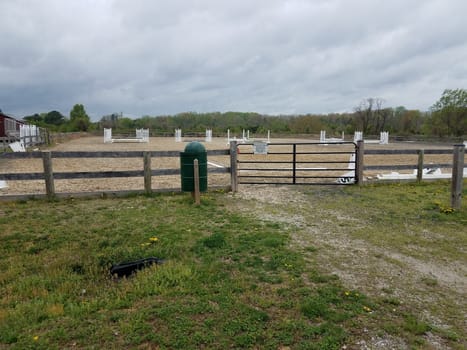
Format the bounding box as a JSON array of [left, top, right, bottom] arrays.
[[1, 0, 466, 121]]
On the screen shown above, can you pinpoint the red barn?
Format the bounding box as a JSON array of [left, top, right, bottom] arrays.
[[0, 111, 23, 138]]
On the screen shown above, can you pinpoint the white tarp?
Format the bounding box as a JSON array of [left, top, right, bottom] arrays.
[[9, 141, 26, 152]]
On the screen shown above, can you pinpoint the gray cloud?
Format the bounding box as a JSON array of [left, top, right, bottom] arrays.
[[1, 0, 466, 120]]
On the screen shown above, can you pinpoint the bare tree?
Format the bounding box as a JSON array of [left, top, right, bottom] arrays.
[[354, 98, 387, 134]]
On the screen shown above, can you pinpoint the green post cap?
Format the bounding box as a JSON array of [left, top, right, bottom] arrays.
[[184, 141, 206, 153]]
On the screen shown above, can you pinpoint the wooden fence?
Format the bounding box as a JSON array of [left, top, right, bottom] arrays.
[[0, 141, 465, 207], [357, 141, 465, 208], [0, 150, 230, 200]]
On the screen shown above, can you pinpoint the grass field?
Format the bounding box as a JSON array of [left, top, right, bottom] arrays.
[[0, 180, 466, 349]]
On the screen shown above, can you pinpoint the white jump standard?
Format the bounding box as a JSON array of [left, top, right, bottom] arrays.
[[175, 129, 182, 142], [227, 129, 270, 144], [205, 129, 212, 142], [353, 131, 389, 144], [104, 128, 149, 143], [320, 130, 345, 143]]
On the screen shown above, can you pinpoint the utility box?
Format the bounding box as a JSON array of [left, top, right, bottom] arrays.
[[180, 141, 208, 192]]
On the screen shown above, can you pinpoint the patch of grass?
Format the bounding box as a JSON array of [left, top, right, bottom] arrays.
[[296, 180, 466, 348], [403, 314, 432, 335], [304, 180, 467, 262], [0, 194, 358, 349], [421, 276, 438, 287], [0, 182, 465, 349]]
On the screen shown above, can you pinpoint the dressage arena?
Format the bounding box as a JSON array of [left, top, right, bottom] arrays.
[[0, 135, 456, 196]]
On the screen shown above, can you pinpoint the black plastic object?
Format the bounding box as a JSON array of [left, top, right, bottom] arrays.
[[110, 257, 164, 277]]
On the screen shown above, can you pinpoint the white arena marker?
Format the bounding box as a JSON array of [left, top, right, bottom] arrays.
[[208, 161, 225, 168]]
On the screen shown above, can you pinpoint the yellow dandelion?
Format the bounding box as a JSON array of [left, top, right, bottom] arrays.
[[363, 306, 372, 312], [33, 335, 39, 341], [149, 237, 159, 242], [344, 291, 350, 296]]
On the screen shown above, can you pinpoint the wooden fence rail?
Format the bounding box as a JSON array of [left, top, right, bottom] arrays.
[[1, 144, 465, 207], [1, 150, 230, 200], [358, 142, 465, 208]]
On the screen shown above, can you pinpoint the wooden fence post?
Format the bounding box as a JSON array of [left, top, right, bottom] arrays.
[[355, 140, 364, 185], [451, 144, 465, 209], [42, 151, 55, 199], [417, 149, 424, 182], [193, 159, 200, 205], [230, 141, 238, 192], [143, 151, 152, 194]]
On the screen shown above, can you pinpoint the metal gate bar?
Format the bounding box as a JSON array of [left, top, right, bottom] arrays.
[[236, 141, 357, 185]]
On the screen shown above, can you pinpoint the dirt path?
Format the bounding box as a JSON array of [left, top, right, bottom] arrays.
[[223, 185, 466, 349]]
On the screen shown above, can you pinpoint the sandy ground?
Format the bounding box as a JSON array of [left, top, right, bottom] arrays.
[[0, 136, 232, 195], [0, 135, 456, 196]]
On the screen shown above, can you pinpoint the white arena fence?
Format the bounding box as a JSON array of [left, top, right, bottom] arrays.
[[20, 124, 46, 147], [1, 124, 48, 151]]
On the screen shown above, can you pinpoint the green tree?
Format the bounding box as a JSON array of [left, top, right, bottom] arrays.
[[430, 89, 467, 137], [44, 110, 65, 126], [70, 104, 91, 131], [289, 115, 323, 134], [23, 113, 44, 124]]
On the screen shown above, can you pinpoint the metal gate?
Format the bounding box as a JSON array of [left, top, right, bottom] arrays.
[[236, 141, 358, 185]]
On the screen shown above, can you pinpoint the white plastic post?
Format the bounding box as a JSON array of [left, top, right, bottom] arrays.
[[380, 131, 389, 144], [175, 129, 182, 142], [205, 129, 212, 142], [138, 128, 149, 142], [20, 125, 25, 146], [320, 130, 326, 143], [354, 131, 363, 142], [104, 128, 112, 143], [31, 125, 37, 144], [267, 130, 270, 143]]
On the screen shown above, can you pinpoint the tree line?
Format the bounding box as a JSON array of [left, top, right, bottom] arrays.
[[22, 89, 466, 138], [23, 104, 92, 133]]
